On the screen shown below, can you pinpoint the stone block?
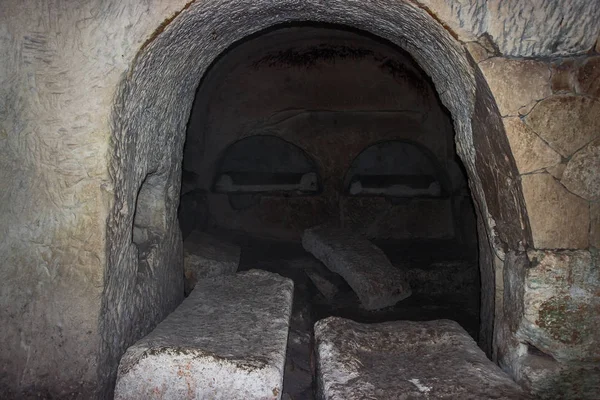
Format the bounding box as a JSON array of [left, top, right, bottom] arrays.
[[302, 225, 411, 310], [520, 352, 600, 400], [478, 57, 551, 116], [575, 56, 600, 98], [517, 250, 600, 362], [314, 317, 528, 399], [525, 95, 600, 157], [183, 232, 240, 294], [561, 138, 600, 201], [115, 270, 294, 400], [503, 117, 561, 174], [521, 173, 589, 249]]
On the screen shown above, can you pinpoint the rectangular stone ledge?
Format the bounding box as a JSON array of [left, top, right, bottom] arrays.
[[115, 270, 294, 400], [314, 317, 530, 400]]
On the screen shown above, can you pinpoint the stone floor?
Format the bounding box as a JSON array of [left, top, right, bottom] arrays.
[[212, 230, 480, 400]]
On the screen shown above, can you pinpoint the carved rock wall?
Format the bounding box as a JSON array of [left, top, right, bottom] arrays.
[[1, 0, 598, 398]]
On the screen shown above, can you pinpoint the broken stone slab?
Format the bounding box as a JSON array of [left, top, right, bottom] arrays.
[[305, 269, 339, 301], [183, 231, 240, 295], [302, 225, 411, 310], [115, 270, 294, 400], [314, 317, 529, 400]]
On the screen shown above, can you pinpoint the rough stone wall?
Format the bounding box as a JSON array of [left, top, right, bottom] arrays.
[[473, 42, 600, 397], [1, 0, 598, 398], [183, 27, 459, 240], [0, 1, 190, 397]]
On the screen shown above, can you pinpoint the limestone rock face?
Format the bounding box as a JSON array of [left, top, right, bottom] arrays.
[[183, 232, 240, 295], [302, 225, 411, 309], [314, 317, 528, 399], [518, 250, 600, 362], [521, 173, 589, 249], [503, 117, 561, 174], [114, 270, 294, 400], [478, 58, 551, 116], [561, 139, 600, 201], [525, 95, 600, 157], [415, 0, 600, 56], [519, 353, 600, 400]]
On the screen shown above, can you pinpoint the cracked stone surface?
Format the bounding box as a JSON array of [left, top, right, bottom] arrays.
[[561, 138, 600, 201], [478, 57, 552, 116], [518, 250, 600, 362], [314, 317, 528, 399], [525, 95, 600, 157], [302, 225, 411, 310], [114, 270, 294, 400], [503, 117, 561, 174], [521, 173, 590, 249], [183, 231, 240, 295]]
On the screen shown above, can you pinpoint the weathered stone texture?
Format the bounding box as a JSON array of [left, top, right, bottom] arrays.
[[503, 117, 561, 174], [518, 250, 600, 362], [314, 317, 528, 399], [525, 95, 600, 157], [464, 41, 491, 63], [561, 138, 600, 201], [478, 58, 551, 116], [591, 203, 600, 248], [183, 232, 240, 295], [545, 163, 567, 181], [521, 173, 589, 249], [302, 225, 411, 309], [115, 270, 294, 400], [575, 56, 600, 98], [416, 0, 600, 57], [0, 0, 191, 397], [520, 352, 600, 400]]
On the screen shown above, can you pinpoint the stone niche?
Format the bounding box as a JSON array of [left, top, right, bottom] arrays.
[[184, 27, 465, 243], [1, 0, 599, 399]]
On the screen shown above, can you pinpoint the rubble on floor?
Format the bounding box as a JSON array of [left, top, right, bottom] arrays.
[[183, 231, 240, 295], [302, 225, 411, 310], [114, 270, 294, 400], [314, 317, 529, 399]]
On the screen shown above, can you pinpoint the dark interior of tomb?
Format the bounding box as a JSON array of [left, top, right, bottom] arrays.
[[178, 24, 479, 400]]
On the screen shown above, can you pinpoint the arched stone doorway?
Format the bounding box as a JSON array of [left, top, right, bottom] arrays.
[[104, 0, 531, 396]]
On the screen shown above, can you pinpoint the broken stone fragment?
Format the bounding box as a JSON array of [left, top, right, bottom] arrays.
[[314, 317, 529, 399], [115, 270, 294, 400], [305, 268, 339, 301], [302, 225, 411, 310], [183, 231, 240, 295]]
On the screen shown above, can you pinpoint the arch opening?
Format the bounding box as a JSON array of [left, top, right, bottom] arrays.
[[185, 24, 482, 398], [105, 1, 530, 397]]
